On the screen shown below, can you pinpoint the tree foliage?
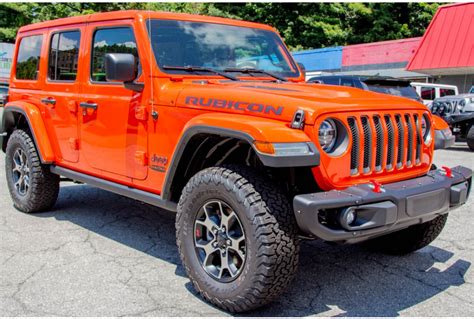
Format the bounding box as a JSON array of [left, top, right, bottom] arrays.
[[0, 3, 441, 50]]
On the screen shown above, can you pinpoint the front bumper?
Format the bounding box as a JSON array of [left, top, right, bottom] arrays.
[[435, 128, 455, 149], [293, 166, 472, 243]]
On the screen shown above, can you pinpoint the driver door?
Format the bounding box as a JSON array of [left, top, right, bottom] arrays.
[[79, 21, 148, 180]]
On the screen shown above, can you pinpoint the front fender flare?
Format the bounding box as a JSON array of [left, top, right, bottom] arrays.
[[161, 113, 319, 200], [2, 102, 54, 163]]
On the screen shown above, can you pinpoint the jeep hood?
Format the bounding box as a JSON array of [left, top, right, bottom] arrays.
[[173, 80, 426, 125]]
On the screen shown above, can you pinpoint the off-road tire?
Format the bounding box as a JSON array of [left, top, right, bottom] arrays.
[[5, 129, 59, 213], [176, 166, 299, 312], [364, 214, 448, 255], [467, 124, 474, 151]]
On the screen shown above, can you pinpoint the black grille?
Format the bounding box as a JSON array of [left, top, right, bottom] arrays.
[[374, 116, 384, 171], [348, 117, 359, 174], [361, 116, 372, 173], [405, 114, 413, 166], [348, 112, 423, 175], [414, 114, 422, 164], [384, 115, 394, 169], [395, 115, 404, 168]]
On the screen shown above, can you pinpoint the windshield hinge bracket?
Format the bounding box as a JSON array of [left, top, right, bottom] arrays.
[[291, 109, 305, 130]]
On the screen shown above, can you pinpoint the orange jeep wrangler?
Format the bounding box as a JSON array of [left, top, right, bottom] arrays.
[[0, 11, 472, 312]]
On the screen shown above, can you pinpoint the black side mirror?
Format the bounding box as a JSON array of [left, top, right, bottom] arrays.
[[105, 53, 143, 91], [297, 62, 306, 78]]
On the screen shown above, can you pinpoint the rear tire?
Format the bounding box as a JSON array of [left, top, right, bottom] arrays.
[[466, 124, 474, 151], [176, 166, 299, 312], [5, 129, 59, 213], [364, 214, 448, 255]]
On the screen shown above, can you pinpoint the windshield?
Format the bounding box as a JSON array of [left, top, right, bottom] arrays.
[[366, 84, 421, 100], [147, 19, 299, 78], [470, 86, 474, 94]]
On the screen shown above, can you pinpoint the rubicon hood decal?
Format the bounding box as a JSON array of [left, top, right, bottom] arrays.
[[185, 96, 284, 116]]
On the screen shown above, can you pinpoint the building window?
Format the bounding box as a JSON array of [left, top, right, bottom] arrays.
[[439, 88, 456, 97], [15, 35, 43, 80], [91, 27, 138, 82], [48, 31, 81, 81], [421, 87, 435, 100]]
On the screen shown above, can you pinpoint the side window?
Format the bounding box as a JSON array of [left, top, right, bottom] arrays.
[[340, 78, 354, 87], [439, 88, 456, 97], [321, 77, 339, 85], [420, 87, 435, 100], [48, 31, 81, 81], [91, 27, 138, 82], [15, 35, 43, 80]]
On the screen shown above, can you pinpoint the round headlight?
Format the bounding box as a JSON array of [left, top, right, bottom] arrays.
[[319, 119, 337, 152], [422, 113, 432, 144], [421, 116, 427, 136]]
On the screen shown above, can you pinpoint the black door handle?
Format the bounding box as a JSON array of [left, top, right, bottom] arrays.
[[41, 97, 56, 106], [79, 102, 98, 110]]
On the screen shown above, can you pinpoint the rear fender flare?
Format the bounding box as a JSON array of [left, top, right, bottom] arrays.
[[2, 102, 54, 163]]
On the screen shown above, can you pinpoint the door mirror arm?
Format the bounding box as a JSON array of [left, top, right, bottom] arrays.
[[124, 81, 144, 92]]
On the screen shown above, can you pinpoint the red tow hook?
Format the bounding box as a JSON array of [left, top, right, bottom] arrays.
[[442, 166, 453, 178], [370, 179, 383, 193]]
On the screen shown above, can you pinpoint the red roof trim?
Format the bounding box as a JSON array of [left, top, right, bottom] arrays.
[[407, 3, 474, 71]]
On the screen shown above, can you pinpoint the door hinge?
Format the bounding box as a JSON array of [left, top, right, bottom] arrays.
[[69, 138, 79, 151], [134, 151, 148, 166], [135, 106, 148, 121]]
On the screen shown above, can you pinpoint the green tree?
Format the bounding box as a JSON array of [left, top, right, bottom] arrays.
[[0, 3, 441, 50]]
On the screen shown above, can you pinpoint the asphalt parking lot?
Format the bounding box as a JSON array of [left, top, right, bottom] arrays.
[[1, 143, 473, 316]]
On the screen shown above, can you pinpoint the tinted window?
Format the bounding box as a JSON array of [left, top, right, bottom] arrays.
[[320, 77, 339, 85], [147, 19, 299, 78], [16, 35, 43, 80], [366, 85, 421, 101], [421, 87, 435, 100], [470, 86, 474, 94], [0, 87, 8, 94], [48, 31, 81, 81], [91, 27, 138, 82], [439, 88, 456, 97], [340, 78, 354, 87]]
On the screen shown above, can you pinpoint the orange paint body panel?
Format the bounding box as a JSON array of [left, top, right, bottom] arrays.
[[5, 10, 434, 195]]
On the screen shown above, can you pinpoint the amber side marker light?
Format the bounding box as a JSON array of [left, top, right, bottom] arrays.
[[254, 141, 275, 155]]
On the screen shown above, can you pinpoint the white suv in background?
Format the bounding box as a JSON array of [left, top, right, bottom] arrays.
[[411, 82, 458, 107]]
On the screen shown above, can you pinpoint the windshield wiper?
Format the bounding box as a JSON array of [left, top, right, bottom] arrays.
[[224, 67, 288, 82], [162, 65, 239, 81]]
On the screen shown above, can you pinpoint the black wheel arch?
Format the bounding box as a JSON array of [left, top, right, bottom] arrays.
[[161, 125, 320, 202]]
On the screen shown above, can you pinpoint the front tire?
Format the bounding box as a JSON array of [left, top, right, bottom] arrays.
[[176, 166, 299, 312], [5, 129, 59, 213], [364, 214, 448, 255]]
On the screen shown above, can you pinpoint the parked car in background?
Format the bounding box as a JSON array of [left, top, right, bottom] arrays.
[[411, 82, 458, 107], [307, 75, 454, 149], [431, 93, 474, 151], [308, 75, 423, 102]]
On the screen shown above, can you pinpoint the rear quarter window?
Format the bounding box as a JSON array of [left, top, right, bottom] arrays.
[[16, 35, 43, 80], [440, 88, 456, 97], [420, 87, 435, 100]]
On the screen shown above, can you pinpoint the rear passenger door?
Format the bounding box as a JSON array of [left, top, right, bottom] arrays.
[[42, 27, 84, 163], [79, 21, 148, 180]]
